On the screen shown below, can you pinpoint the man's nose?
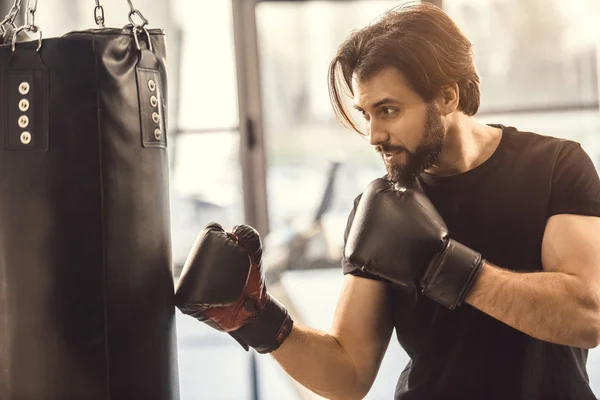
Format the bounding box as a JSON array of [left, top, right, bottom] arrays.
[[367, 119, 389, 146]]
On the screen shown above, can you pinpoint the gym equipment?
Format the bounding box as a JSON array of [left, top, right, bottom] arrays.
[[0, 1, 179, 399]]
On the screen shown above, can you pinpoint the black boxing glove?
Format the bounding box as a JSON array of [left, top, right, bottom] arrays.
[[175, 223, 293, 353], [344, 178, 485, 310]]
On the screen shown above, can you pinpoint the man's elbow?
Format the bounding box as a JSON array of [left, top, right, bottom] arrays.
[[579, 324, 600, 349], [353, 383, 373, 400], [334, 386, 371, 400], [328, 371, 372, 400], [578, 292, 600, 349]]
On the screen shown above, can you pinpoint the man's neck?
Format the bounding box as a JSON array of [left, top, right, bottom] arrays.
[[425, 115, 502, 177]]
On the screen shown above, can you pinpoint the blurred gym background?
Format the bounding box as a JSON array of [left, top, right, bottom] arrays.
[[3, 0, 598, 398]]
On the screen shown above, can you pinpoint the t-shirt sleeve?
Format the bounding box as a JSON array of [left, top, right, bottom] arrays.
[[341, 194, 386, 281], [547, 142, 600, 218]]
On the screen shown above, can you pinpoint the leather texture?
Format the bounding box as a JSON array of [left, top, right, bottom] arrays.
[[231, 295, 294, 354], [345, 178, 485, 310], [0, 27, 178, 400], [345, 178, 449, 284], [176, 223, 252, 311], [175, 224, 293, 354], [421, 239, 485, 310]]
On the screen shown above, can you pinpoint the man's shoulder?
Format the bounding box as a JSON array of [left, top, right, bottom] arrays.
[[500, 124, 580, 148], [497, 124, 584, 163]]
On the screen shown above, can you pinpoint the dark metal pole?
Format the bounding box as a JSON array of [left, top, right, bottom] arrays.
[[249, 351, 260, 400], [231, 0, 271, 237]]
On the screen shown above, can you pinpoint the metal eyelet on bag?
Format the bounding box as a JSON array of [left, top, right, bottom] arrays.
[[150, 95, 158, 107], [20, 131, 31, 144], [19, 82, 30, 95], [148, 80, 156, 92], [154, 128, 162, 140], [19, 99, 30, 112], [18, 115, 29, 128], [152, 112, 160, 124]]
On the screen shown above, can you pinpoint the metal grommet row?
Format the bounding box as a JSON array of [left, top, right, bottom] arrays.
[[149, 79, 161, 141], [18, 82, 32, 144]]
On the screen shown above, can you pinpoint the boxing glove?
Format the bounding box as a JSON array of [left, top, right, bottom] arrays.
[[344, 178, 485, 310], [175, 223, 293, 354]]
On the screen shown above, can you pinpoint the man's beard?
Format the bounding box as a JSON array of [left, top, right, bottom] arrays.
[[377, 102, 444, 185]]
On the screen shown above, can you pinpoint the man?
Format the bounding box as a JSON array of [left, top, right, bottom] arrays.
[[175, 3, 600, 399]]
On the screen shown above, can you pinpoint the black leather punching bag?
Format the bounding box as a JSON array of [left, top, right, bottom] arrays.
[[0, 9, 179, 400]]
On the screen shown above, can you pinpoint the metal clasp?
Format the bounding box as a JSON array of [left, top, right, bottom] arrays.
[[11, 24, 42, 52]]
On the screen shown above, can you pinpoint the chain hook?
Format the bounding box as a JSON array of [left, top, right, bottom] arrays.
[[11, 25, 42, 52], [126, 0, 151, 53], [132, 25, 153, 53], [11, 0, 41, 52], [128, 9, 148, 29], [126, 0, 148, 28]]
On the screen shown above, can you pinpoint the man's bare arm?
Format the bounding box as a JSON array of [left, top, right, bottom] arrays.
[[465, 214, 600, 349], [272, 275, 394, 400]]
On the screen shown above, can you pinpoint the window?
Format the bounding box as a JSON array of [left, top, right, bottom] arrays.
[[445, 0, 598, 113], [444, 0, 600, 162], [175, 0, 239, 130], [169, 1, 249, 399], [256, 1, 396, 233], [255, 2, 413, 399]]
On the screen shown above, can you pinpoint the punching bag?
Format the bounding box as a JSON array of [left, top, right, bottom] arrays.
[[0, 2, 179, 400]]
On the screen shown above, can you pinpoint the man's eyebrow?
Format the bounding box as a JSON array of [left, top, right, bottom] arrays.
[[353, 97, 398, 110]]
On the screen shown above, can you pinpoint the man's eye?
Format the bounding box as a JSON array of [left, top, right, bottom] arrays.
[[382, 107, 397, 116]]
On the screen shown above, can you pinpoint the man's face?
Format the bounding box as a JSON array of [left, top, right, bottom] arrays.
[[352, 67, 445, 184]]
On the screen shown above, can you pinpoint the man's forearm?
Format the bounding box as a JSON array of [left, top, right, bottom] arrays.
[[271, 323, 363, 400], [465, 263, 600, 348]]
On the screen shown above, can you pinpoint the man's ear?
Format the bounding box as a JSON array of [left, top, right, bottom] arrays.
[[436, 83, 460, 116]]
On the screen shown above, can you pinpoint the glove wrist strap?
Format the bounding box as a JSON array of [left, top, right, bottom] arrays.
[[421, 239, 485, 310], [230, 295, 293, 354]]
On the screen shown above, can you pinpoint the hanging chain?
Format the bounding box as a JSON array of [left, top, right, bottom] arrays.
[[126, 0, 152, 52], [1, 0, 23, 27], [25, 0, 38, 30], [11, 0, 41, 51], [94, 0, 105, 28], [126, 0, 148, 29]]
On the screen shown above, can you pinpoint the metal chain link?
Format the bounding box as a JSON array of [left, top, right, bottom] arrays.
[[126, 0, 148, 29], [10, 0, 41, 52], [94, 0, 105, 28], [24, 0, 38, 30], [1, 0, 23, 27]]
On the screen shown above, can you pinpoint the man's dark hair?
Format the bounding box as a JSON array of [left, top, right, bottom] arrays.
[[328, 2, 480, 133]]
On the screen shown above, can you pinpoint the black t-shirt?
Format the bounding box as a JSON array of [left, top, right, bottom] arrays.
[[342, 125, 600, 400]]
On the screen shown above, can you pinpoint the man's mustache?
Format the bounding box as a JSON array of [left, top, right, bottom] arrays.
[[375, 144, 410, 155]]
